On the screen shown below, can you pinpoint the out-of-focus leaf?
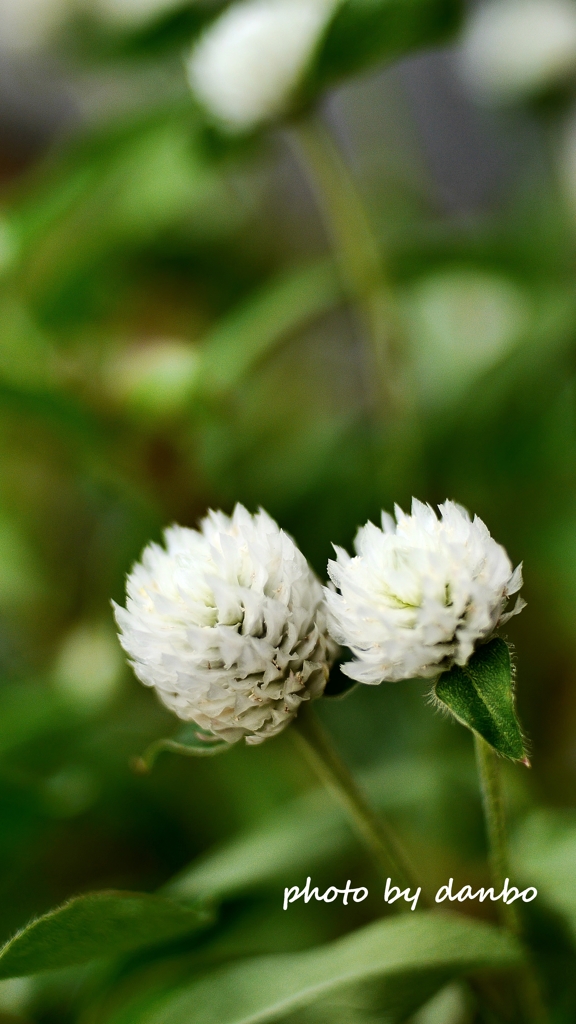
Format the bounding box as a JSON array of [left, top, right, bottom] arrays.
[[165, 755, 461, 906], [102, 261, 341, 418], [193, 261, 341, 399], [11, 111, 242, 309], [70, 1, 220, 59], [511, 810, 576, 937], [136, 724, 230, 771], [0, 892, 210, 980], [0, 509, 47, 611], [410, 982, 470, 1024], [164, 787, 349, 906], [285, 978, 469, 1024], [434, 638, 527, 761], [91, 0, 192, 33], [0, 683, 69, 757], [0, 299, 55, 391], [102, 913, 521, 1024], [307, 0, 462, 95]]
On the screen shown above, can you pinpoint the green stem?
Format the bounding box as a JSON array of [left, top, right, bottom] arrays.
[[290, 112, 404, 418], [292, 703, 426, 903], [474, 734, 518, 933], [474, 734, 549, 1024]]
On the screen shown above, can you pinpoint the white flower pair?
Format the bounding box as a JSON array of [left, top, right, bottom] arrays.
[[114, 500, 524, 746]]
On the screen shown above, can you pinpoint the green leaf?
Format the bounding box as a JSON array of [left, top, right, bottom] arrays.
[[164, 789, 349, 906], [0, 892, 210, 979], [106, 261, 341, 419], [511, 809, 576, 939], [10, 110, 239, 315], [193, 260, 341, 399], [164, 755, 450, 906], [136, 725, 231, 772], [308, 0, 462, 95], [0, 683, 70, 757], [433, 638, 527, 761], [102, 913, 522, 1024]]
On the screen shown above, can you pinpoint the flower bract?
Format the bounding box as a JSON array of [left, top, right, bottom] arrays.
[[114, 505, 336, 744], [325, 499, 525, 684]]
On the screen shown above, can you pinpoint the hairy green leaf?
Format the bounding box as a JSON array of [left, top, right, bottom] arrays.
[[434, 638, 527, 761], [0, 892, 210, 979], [103, 913, 521, 1024]]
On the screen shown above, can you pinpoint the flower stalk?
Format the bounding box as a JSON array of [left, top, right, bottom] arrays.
[[474, 734, 549, 1024], [292, 702, 425, 901], [474, 733, 519, 934], [291, 111, 403, 418]]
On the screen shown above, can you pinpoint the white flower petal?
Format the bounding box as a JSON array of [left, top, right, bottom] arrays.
[[115, 504, 338, 744], [187, 0, 340, 132], [326, 499, 524, 684]]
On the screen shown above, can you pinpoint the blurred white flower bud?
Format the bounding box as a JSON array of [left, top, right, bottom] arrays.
[[114, 505, 337, 745], [187, 0, 339, 133], [459, 0, 576, 102], [103, 338, 199, 418], [53, 621, 125, 712], [325, 499, 525, 684]]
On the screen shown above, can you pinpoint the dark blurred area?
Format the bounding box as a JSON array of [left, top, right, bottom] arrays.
[[2, 1, 576, 1021]]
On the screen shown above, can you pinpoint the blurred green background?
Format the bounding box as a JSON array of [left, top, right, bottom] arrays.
[[2, 1, 576, 1021]]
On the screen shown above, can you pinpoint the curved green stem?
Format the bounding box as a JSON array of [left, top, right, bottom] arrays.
[[292, 703, 426, 903], [290, 112, 404, 419]]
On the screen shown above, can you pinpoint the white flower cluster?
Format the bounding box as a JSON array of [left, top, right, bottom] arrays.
[[114, 505, 336, 745], [325, 499, 524, 684], [187, 0, 339, 132]]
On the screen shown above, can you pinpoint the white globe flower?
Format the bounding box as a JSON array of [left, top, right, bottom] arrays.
[[114, 505, 337, 745], [460, 0, 576, 103], [325, 499, 525, 684], [187, 0, 340, 133]]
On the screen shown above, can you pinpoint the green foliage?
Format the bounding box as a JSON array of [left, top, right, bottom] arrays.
[[512, 810, 576, 938], [192, 261, 341, 400], [165, 788, 350, 906], [307, 0, 463, 95], [0, 0, 574, 1020], [434, 638, 527, 761], [100, 913, 522, 1024], [0, 892, 210, 979], [165, 753, 462, 907], [0, 683, 72, 756]]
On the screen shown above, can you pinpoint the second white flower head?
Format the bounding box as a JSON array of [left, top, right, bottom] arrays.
[[326, 499, 524, 684]]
